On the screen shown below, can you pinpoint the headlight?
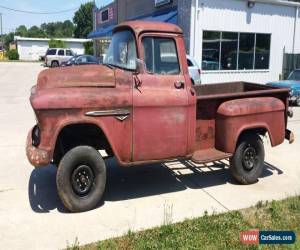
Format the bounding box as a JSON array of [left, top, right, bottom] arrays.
[[32, 125, 41, 147]]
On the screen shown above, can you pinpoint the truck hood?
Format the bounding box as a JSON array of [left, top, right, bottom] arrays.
[[36, 65, 115, 91]]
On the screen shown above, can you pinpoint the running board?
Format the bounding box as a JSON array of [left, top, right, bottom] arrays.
[[191, 148, 233, 164]]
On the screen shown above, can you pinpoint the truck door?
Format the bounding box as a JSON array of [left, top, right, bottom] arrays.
[[132, 35, 190, 161]]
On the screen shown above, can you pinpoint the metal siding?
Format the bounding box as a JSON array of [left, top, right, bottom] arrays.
[[17, 40, 85, 61], [191, 0, 298, 84]]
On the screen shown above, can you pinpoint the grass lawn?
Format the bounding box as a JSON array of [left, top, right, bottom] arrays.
[[69, 196, 299, 250]]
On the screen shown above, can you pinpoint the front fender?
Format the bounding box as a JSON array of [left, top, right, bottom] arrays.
[[34, 108, 132, 166]]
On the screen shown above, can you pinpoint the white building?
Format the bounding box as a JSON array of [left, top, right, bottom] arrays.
[[186, 0, 300, 84], [15, 37, 92, 61]]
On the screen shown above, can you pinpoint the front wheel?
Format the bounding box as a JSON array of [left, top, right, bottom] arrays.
[[56, 146, 106, 212], [229, 133, 265, 184]]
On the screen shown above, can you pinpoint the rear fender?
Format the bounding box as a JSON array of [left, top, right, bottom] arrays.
[[216, 97, 285, 153]]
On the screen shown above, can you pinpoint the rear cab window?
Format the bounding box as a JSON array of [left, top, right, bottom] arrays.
[[142, 37, 180, 75]]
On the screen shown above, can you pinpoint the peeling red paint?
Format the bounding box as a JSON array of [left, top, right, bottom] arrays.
[[26, 21, 292, 168]]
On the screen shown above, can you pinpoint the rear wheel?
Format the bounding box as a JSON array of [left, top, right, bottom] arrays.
[[296, 98, 300, 106], [229, 133, 265, 184], [51, 61, 59, 68], [56, 146, 106, 212]]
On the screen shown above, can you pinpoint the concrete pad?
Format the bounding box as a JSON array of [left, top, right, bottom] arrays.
[[0, 62, 299, 250]]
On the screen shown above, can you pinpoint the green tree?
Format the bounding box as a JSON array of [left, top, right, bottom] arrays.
[[48, 39, 66, 48], [27, 26, 45, 38], [41, 21, 74, 38], [62, 20, 74, 37], [3, 32, 15, 51], [73, 2, 93, 38], [15, 25, 28, 37], [84, 41, 94, 55]]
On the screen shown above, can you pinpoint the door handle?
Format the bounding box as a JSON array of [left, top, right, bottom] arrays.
[[174, 80, 185, 89]]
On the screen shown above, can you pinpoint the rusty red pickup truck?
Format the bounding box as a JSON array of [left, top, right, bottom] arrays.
[[26, 21, 294, 212]]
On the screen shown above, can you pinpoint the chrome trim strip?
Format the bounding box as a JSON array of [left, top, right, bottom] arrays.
[[85, 109, 130, 117]]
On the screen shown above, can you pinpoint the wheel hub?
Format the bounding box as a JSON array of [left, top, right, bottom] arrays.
[[71, 165, 95, 196], [242, 146, 257, 171]]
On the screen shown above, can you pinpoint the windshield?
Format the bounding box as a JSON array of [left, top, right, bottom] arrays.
[[104, 30, 137, 70], [288, 70, 300, 81]]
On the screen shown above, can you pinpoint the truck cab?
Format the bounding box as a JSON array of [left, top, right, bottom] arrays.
[[26, 21, 294, 212]]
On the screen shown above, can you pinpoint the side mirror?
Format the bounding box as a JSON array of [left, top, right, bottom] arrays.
[[135, 59, 146, 74]]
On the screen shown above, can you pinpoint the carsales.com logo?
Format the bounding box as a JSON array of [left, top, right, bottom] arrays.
[[240, 230, 296, 245]]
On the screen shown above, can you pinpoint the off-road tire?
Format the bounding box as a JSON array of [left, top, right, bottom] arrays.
[[296, 98, 300, 107], [51, 61, 59, 68], [56, 146, 106, 212], [229, 133, 265, 184]]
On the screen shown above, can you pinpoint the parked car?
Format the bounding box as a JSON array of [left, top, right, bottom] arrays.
[[267, 69, 300, 106], [27, 21, 294, 212], [187, 55, 201, 85], [44, 48, 75, 68], [61, 55, 100, 67]]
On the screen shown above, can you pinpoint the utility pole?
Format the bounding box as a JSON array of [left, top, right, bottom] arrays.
[[0, 13, 3, 48], [0, 12, 3, 59]]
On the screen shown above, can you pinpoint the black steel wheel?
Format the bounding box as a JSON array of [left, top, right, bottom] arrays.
[[242, 146, 258, 171], [56, 146, 106, 212], [230, 133, 265, 184], [71, 165, 95, 196]]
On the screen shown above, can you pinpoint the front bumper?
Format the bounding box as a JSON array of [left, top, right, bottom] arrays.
[[26, 127, 52, 167]]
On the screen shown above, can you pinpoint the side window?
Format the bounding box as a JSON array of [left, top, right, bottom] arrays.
[[77, 56, 85, 63], [142, 37, 180, 75], [58, 50, 65, 56], [88, 56, 97, 63], [81, 57, 88, 63], [66, 50, 73, 56], [46, 49, 57, 55]]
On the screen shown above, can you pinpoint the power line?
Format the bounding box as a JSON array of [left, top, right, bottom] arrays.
[[0, 4, 79, 15]]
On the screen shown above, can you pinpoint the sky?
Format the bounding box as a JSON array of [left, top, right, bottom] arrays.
[[0, 0, 113, 34]]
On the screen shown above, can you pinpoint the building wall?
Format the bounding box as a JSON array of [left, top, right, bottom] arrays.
[[17, 40, 86, 61], [190, 0, 300, 84], [117, 0, 178, 22], [17, 40, 48, 61], [177, 0, 192, 54], [94, 2, 117, 30]]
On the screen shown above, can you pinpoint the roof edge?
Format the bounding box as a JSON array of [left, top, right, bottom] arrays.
[[113, 20, 182, 37], [237, 0, 300, 8], [14, 36, 92, 42]]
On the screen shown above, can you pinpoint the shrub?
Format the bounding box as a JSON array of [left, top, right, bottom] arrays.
[[7, 49, 19, 60], [48, 39, 66, 48]]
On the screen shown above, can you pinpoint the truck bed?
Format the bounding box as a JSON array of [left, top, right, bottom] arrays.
[[192, 81, 290, 154], [193, 81, 289, 100]]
